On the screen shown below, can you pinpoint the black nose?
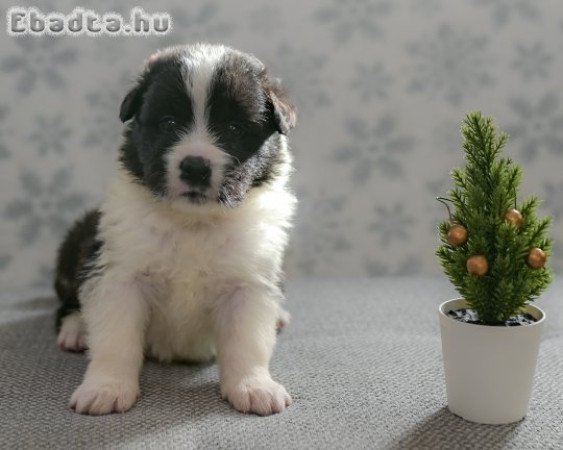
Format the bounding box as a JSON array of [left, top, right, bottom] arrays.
[[179, 156, 211, 187]]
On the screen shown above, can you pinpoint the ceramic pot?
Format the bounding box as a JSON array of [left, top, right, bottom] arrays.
[[439, 298, 545, 424]]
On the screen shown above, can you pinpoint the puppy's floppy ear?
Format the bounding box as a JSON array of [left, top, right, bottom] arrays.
[[264, 75, 297, 135], [119, 51, 160, 123], [119, 79, 147, 123], [120, 49, 182, 123]]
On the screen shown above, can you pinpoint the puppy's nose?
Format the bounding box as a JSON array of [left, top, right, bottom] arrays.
[[179, 156, 211, 187]]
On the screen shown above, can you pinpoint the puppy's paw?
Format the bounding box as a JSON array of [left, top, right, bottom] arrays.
[[276, 308, 291, 333], [70, 378, 139, 415], [223, 376, 292, 416], [57, 312, 87, 352]]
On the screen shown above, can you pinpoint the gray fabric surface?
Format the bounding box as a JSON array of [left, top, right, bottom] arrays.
[[0, 278, 562, 449]]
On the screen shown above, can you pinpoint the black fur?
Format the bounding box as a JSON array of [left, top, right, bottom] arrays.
[[117, 45, 296, 204], [207, 53, 289, 206], [54, 210, 101, 330], [119, 53, 193, 197]]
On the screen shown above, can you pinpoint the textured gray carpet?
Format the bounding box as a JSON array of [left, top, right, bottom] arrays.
[[1, 278, 562, 449]]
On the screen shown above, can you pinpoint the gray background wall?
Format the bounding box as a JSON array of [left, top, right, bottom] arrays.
[[1, 0, 562, 292]]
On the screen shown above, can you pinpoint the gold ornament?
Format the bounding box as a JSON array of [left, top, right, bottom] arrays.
[[437, 198, 469, 247], [505, 209, 524, 227], [447, 224, 468, 246], [467, 255, 489, 276], [527, 248, 546, 269]]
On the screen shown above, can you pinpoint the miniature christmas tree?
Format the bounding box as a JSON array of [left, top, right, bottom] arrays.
[[436, 111, 553, 325]]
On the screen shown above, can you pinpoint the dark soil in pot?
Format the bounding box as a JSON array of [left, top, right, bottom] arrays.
[[447, 308, 537, 326]]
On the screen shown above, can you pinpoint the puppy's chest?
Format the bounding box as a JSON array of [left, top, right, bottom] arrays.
[[139, 221, 241, 287], [135, 222, 240, 361]]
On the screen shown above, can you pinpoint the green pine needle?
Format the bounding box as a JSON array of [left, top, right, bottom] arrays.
[[436, 111, 554, 325]]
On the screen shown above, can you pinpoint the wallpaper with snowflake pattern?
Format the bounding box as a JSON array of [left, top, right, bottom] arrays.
[[1, 0, 562, 291]]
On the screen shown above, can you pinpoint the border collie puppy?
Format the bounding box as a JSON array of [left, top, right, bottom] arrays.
[[54, 43, 297, 416]]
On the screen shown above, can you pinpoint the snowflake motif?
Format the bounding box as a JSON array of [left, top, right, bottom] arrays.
[[507, 93, 563, 162], [269, 44, 331, 114], [28, 115, 72, 156], [423, 119, 465, 203], [406, 24, 494, 105], [290, 190, 351, 276], [368, 203, 415, 247], [473, 0, 542, 26], [351, 62, 393, 102], [0, 37, 77, 94], [83, 76, 129, 150], [512, 43, 553, 81], [313, 0, 392, 42], [0, 105, 10, 159], [334, 116, 413, 185], [3, 169, 89, 246]]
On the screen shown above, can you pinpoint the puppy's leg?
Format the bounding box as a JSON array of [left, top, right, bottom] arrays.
[[70, 276, 148, 415], [57, 311, 87, 352], [215, 284, 292, 416]]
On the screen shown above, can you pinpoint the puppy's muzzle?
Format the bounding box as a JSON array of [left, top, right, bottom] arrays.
[[179, 156, 211, 188]]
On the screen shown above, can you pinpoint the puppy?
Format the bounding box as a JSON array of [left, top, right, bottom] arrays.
[[54, 43, 297, 416]]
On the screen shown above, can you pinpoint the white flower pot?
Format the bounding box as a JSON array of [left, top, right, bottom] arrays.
[[439, 298, 545, 424]]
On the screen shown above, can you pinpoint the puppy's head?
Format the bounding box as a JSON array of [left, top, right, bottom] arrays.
[[118, 44, 296, 208]]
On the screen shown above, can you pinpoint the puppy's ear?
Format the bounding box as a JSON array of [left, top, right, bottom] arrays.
[[119, 79, 147, 123], [120, 49, 182, 123], [264, 76, 297, 135]]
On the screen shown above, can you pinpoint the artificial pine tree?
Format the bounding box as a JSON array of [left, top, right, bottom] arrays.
[[436, 111, 553, 325]]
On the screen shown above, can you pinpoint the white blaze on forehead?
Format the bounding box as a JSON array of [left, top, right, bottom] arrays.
[[183, 44, 227, 132], [164, 45, 231, 199]]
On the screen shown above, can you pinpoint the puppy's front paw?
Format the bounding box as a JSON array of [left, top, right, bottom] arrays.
[[223, 376, 292, 416], [57, 312, 87, 352], [70, 378, 139, 415]]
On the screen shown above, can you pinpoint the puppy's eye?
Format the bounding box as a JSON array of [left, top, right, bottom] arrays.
[[227, 123, 244, 136], [159, 116, 177, 133]]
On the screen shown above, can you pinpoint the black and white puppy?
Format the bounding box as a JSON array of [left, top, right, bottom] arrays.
[[54, 44, 297, 416]]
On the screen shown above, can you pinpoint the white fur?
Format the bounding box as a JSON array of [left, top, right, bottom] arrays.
[[70, 44, 296, 416], [70, 277, 148, 415], [57, 312, 87, 352], [183, 45, 227, 129], [70, 161, 296, 415]]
